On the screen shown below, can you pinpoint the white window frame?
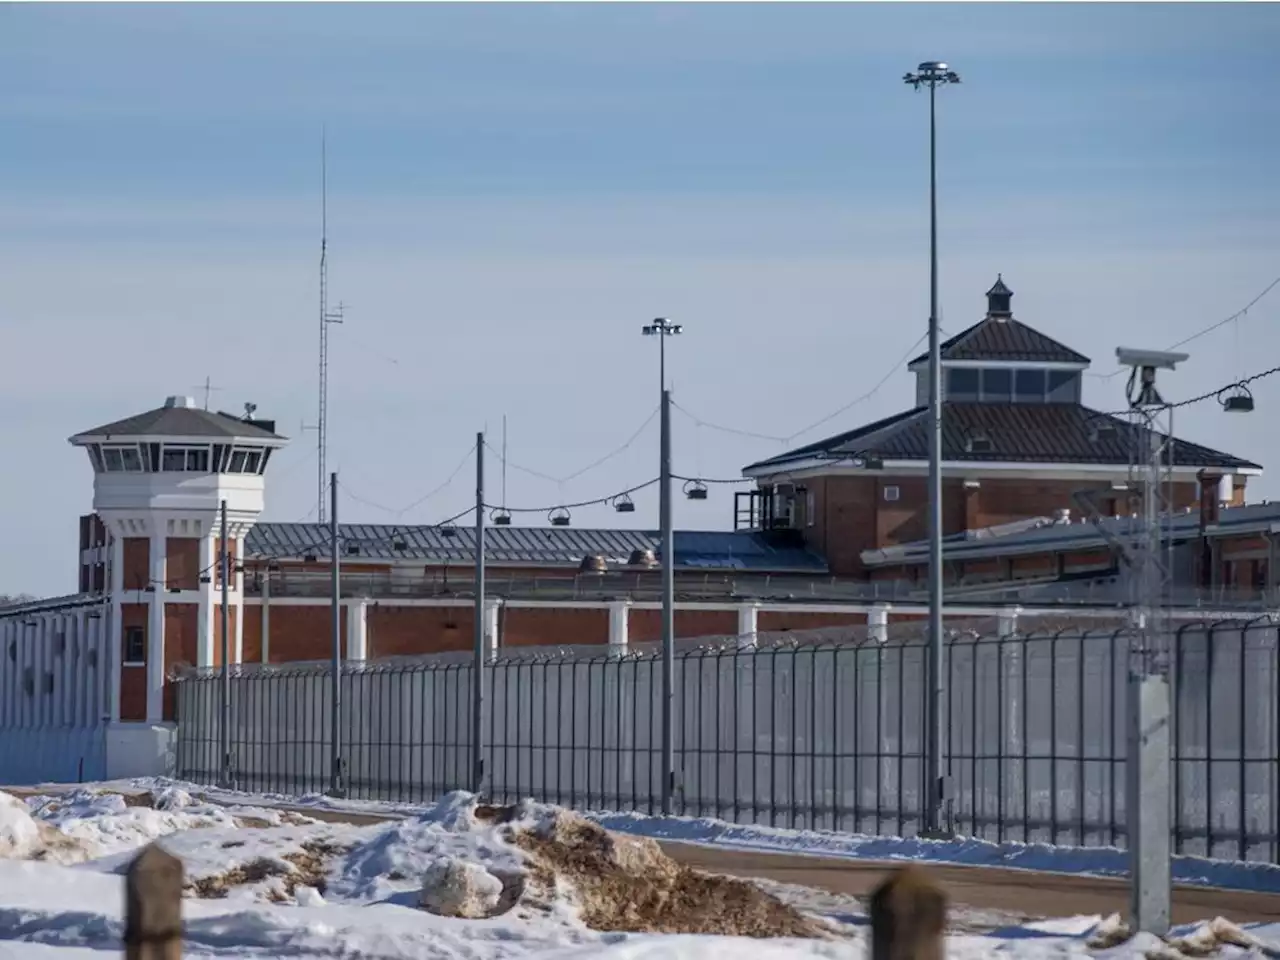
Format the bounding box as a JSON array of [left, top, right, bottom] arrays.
[[883, 485, 901, 503], [102, 444, 143, 473]]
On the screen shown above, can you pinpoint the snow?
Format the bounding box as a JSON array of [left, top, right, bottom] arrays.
[[1, 780, 1279, 960], [75, 775, 1280, 895]]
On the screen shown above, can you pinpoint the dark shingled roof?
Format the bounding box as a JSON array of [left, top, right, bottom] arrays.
[[71, 405, 284, 441], [745, 402, 1260, 473], [247, 524, 829, 573], [909, 317, 1091, 366]]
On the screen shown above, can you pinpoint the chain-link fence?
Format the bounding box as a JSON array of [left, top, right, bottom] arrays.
[[173, 618, 1280, 862]]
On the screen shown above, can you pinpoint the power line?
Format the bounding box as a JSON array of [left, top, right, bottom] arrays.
[[673, 332, 929, 449], [486, 407, 659, 486], [483, 477, 659, 515], [1114, 362, 1280, 416], [337, 440, 477, 519], [673, 472, 751, 485], [1093, 273, 1280, 381]]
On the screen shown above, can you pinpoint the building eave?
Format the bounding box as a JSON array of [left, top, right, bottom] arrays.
[[68, 432, 290, 449], [744, 458, 1264, 482]]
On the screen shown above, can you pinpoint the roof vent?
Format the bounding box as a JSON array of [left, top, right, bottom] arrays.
[[163, 396, 196, 409]]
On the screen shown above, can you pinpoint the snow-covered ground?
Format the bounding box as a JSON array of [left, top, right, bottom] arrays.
[[59, 776, 1280, 895], [0, 781, 1276, 960]]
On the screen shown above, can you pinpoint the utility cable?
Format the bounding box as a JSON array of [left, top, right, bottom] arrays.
[[1093, 273, 1280, 381], [672, 332, 929, 449], [487, 406, 659, 487], [483, 477, 659, 515], [334, 441, 476, 519]]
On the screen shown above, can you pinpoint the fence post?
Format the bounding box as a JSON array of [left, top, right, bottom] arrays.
[[869, 864, 947, 960], [124, 843, 183, 960]]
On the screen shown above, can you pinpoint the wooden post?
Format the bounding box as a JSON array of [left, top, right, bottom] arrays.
[[869, 864, 947, 960], [125, 843, 183, 960]]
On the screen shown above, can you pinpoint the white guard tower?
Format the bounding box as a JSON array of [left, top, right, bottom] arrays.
[[68, 396, 287, 724]]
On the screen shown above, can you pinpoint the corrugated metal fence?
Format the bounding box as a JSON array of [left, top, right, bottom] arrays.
[[173, 618, 1280, 862]]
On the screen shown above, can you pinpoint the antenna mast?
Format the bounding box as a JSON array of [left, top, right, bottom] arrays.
[[313, 127, 345, 524]]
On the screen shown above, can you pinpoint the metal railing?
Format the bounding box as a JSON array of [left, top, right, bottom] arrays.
[[243, 568, 1278, 610], [174, 618, 1280, 862]]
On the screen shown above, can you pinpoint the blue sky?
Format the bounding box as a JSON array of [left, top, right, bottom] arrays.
[[1, 2, 1279, 595]]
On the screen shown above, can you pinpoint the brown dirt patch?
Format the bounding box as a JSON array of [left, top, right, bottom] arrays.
[[508, 809, 830, 939], [187, 840, 346, 901]]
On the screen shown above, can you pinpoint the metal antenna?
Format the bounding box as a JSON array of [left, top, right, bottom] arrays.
[[192, 377, 223, 411], [302, 127, 346, 523], [501, 414, 508, 511]]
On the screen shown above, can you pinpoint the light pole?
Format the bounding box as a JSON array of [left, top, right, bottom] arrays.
[[904, 59, 959, 838], [641, 317, 681, 815]]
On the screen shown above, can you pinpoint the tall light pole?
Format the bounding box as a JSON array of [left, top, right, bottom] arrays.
[[642, 317, 681, 815], [904, 60, 959, 838]]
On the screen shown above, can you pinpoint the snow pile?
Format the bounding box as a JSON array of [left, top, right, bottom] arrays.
[[0, 791, 43, 858], [326, 792, 831, 937]]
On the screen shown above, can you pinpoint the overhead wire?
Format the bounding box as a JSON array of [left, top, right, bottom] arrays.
[[1092, 273, 1280, 381], [485, 406, 659, 486], [483, 477, 660, 515], [672, 331, 929, 449], [335, 440, 477, 519]]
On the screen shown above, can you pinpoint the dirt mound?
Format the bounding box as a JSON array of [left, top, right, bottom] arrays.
[[475, 803, 830, 939], [188, 839, 345, 901]]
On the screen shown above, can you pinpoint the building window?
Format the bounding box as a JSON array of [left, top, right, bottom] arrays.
[[883, 485, 901, 503], [946, 368, 980, 401], [88, 444, 105, 473], [161, 446, 211, 472], [981, 368, 1012, 402], [123, 626, 145, 664], [1047, 370, 1079, 403], [101, 445, 144, 472], [1014, 369, 1046, 401], [244, 450, 263, 474], [805, 489, 815, 527]]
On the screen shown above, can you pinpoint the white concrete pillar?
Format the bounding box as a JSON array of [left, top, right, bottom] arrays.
[[735, 601, 759, 650], [108, 535, 123, 722], [147, 530, 167, 722], [233, 535, 245, 664], [868, 604, 890, 643], [997, 605, 1021, 639], [196, 533, 215, 667], [260, 571, 271, 664], [484, 599, 501, 658], [346, 600, 368, 661], [607, 600, 631, 657]]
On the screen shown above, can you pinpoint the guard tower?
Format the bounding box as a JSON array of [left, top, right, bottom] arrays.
[[68, 396, 287, 724]]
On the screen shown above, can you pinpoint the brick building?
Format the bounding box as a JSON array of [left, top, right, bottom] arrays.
[[0, 275, 1274, 746], [738, 276, 1259, 575]]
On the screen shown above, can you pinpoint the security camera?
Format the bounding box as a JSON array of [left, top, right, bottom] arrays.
[[1115, 347, 1188, 371]]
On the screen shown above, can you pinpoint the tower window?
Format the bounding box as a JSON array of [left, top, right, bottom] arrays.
[[123, 627, 145, 664], [981, 369, 1012, 402], [102, 445, 144, 472], [946, 368, 980, 401], [228, 448, 248, 473], [1014, 369, 1046, 401]]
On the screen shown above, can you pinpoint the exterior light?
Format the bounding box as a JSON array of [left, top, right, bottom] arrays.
[[578, 554, 608, 575]]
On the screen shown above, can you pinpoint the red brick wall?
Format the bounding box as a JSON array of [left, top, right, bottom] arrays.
[[368, 606, 466, 658], [122, 538, 150, 592], [502, 608, 609, 647], [163, 604, 198, 720], [806, 474, 1200, 577], [165, 538, 201, 591], [120, 603, 148, 721], [756, 610, 865, 633], [212, 606, 238, 667], [258, 605, 346, 663], [629, 608, 737, 643]]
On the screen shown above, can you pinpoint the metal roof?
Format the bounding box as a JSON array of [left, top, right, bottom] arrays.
[[863, 499, 1280, 567], [745, 402, 1260, 473], [70, 405, 284, 442], [246, 523, 828, 572], [909, 317, 1091, 366]]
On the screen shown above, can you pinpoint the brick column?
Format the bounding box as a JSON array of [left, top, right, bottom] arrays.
[[196, 534, 215, 667]]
